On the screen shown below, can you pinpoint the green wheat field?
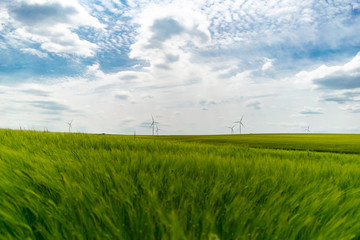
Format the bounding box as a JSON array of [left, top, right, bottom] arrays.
[[1, 129, 360, 239]]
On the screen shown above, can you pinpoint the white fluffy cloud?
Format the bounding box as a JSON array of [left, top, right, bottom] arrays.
[[296, 51, 360, 89], [261, 58, 274, 71], [129, 2, 211, 65], [20, 47, 48, 58], [5, 0, 104, 57], [292, 51, 360, 115]]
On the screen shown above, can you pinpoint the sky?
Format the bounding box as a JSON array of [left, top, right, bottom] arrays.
[[1, 0, 360, 135]]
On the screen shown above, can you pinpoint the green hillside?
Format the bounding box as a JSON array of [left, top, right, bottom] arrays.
[[1, 129, 360, 239]]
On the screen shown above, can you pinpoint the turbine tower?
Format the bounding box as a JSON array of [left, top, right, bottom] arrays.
[[67, 120, 73, 133], [227, 125, 235, 134], [234, 115, 245, 134], [156, 125, 161, 136], [150, 115, 159, 136], [304, 125, 310, 133]]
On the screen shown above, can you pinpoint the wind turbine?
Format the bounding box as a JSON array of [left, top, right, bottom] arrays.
[[234, 115, 245, 134], [150, 115, 159, 136], [227, 125, 235, 134], [156, 125, 161, 136], [304, 125, 310, 133], [67, 120, 73, 133]]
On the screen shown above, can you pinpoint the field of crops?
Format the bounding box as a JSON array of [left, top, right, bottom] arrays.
[[155, 133, 360, 154], [1, 129, 360, 239]]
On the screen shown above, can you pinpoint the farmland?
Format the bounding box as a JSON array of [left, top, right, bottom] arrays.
[[155, 133, 360, 154], [1, 129, 360, 239]]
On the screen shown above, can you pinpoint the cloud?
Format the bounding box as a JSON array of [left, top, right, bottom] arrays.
[[319, 90, 360, 114], [155, 63, 170, 70], [206, 1, 319, 47], [22, 89, 50, 97], [28, 100, 72, 114], [122, 117, 136, 124], [261, 58, 274, 71], [195, 0, 360, 81], [165, 54, 179, 63], [352, 2, 360, 16], [0, 3, 9, 32], [147, 18, 185, 49], [36, 26, 99, 57], [9, 2, 77, 26], [296, 52, 360, 89], [340, 104, 360, 113], [20, 48, 48, 58], [218, 66, 243, 79], [139, 121, 150, 129], [120, 75, 138, 81], [314, 73, 360, 89], [298, 106, 323, 115], [115, 91, 131, 100], [129, 2, 211, 66], [6, 0, 104, 57], [321, 90, 360, 103], [199, 99, 219, 107], [247, 101, 261, 110]]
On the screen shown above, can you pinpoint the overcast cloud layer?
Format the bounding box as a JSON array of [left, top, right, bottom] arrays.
[[1, 0, 360, 134]]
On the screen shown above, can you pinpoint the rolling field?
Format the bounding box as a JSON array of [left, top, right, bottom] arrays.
[[1, 129, 360, 239], [154, 134, 360, 154]]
